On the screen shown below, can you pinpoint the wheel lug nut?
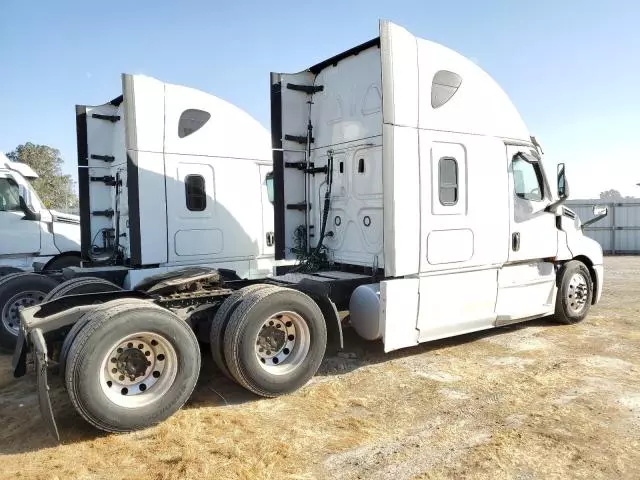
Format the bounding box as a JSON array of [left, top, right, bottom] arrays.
[[119, 375, 125, 381]]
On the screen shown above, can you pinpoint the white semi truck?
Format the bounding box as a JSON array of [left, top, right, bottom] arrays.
[[10, 20, 606, 441], [0, 154, 82, 276], [0, 73, 278, 350]]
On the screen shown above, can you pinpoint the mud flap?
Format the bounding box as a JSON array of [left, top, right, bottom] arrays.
[[31, 328, 60, 442], [11, 329, 27, 377]]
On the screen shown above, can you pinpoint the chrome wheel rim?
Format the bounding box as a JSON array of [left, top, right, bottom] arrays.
[[255, 311, 310, 375], [567, 273, 588, 314], [2, 290, 46, 336], [100, 331, 178, 407]]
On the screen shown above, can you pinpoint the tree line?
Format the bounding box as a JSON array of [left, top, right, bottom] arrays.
[[5, 142, 79, 210]]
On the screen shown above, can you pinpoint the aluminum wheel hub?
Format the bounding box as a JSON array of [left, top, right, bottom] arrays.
[[255, 311, 310, 375], [100, 332, 178, 407], [567, 272, 588, 313], [1, 290, 45, 336]]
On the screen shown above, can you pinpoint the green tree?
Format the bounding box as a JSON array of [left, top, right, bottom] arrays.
[[6, 142, 78, 210], [599, 189, 622, 200]]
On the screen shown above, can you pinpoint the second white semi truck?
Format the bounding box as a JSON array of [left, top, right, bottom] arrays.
[[9, 20, 606, 441], [0, 154, 82, 276], [0, 73, 279, 350]]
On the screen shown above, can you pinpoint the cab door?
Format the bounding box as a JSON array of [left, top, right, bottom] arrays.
[[495, 146, 558, 321], [0, 175, 41, 255]]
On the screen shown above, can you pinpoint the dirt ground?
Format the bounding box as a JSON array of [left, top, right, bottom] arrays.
[[0, 256, 638, 480]]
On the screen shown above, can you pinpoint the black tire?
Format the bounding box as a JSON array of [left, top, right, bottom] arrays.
[[0, 273, 59, 350], [553, 260, 593, 325], [0, 266, 23, 277], [65, 299, 201, 433], [210, 284, 274, 380], [52, 278, 123, 375], [44, 276, 121, 302], [43, 254, 81, 272], [0, 272, 28, 286], [223, 287, 327, 397]]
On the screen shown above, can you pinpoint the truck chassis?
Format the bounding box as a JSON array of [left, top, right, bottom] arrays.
[[12, 266, 376, 440]]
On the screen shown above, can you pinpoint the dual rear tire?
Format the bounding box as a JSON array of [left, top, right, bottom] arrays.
[[63, 299, 201, 433], [211, 285, 327, 397], [44, 284, 326, 434]]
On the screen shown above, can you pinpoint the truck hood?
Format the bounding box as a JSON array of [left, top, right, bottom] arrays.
[[50, 210, 81, 225]]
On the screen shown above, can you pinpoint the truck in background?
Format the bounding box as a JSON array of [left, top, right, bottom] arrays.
[[0, 73, 279, 350], [0, 153, 81, 276], [10, 20, 606, 441]]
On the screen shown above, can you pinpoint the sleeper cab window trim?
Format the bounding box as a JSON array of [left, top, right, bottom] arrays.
[[185, 174, 206, 211], [178, 109, 211, 138], [438, 156, 459, 206]]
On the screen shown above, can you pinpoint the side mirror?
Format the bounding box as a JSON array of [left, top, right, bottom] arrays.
[[18, 185, 41, 221], [265, 171, 274, 205], [557, 163, 569, 199], [593, 205, 608, 217], [581, 205, 609, 230]]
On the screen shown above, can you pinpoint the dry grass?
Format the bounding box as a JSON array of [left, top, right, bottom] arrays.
[[0, 257, 639, 479]]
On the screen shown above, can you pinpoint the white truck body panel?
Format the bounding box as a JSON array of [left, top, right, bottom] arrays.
[[77, 74, 280, 281], [273, 20, 605, 353]]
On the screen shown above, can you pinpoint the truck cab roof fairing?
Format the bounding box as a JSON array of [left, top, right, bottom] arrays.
[[380, 20, 531, 141], [123, 74, 272, 162]]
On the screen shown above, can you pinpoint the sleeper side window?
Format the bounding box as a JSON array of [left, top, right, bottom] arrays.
[[438, 157, 458, 206], [185, 175, 206, 211], [178, 109, 211, 138], [512, 154, 544, 202]]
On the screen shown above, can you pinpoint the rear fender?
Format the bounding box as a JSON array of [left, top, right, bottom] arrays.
[[305, 293, 343, 354]]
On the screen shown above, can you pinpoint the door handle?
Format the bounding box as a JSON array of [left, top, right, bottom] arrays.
[[266, 232, 274, 247], [512, 232, 520, 252]]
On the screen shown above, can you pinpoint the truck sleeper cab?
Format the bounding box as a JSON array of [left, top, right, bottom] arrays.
[[0, 73, 279, 349], [12, 20, 605, 441]]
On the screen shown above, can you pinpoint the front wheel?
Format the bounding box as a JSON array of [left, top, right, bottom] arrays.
[[553, 260, 593, 325], [65, 299, 201, 433]]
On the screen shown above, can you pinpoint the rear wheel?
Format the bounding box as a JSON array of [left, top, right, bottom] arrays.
[[0, 267, 23, 277], [43, 254, 81, 272], [210, 284, 274, 380], [51, 277, 123, 375], [65, 299, 201, 433], [553, 260, 593, 325], [0, 273, 58, 350], [223, 287, 327, 397]]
